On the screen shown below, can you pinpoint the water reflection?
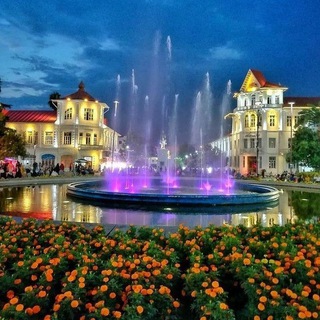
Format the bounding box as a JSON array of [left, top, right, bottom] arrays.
[[0, 184, 319, 228]]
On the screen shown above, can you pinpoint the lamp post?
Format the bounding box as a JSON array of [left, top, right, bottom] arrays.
[[111, 100, 119, 167], [288, 101, 295, 174], [255, 102, 262, 176]]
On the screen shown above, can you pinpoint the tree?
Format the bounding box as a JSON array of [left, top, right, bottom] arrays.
[[297, 104, 320, 129], [0, 102, 27, 159], [288, 126, 320, 171], [48, 92, 61, 110]]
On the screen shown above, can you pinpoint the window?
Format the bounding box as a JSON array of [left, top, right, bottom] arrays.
[[244, 139, 248, 149], [269, 138, 276, 148], [250, 114, 256, 127], [250, 138, 255, 148], [286, 116, 292, 127], [79, 132, 83, 145], [267, 96, 272, 104], [27, 131, 33, 144], [244, 114, 249, 128], [84, 108, 94, 120], [86, 133, 91, 145], [93, 133, 97, 145], [269, 114, 275, 127], [64, 132, 72, 145], [294, 116, 299, 126], [251, 95, 256, 106], [64, 108, 72, 120], [45, 132, 53, 145], [275, 96, 279, 104], [269, 156, 276, 169]]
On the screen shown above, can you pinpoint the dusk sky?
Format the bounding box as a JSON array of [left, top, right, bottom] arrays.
[[1, 1, 320, 142]]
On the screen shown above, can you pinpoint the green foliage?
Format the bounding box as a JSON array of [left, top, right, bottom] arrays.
[[289, 126, 320, 170]]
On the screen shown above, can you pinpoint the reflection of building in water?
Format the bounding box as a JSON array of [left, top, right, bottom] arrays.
[[230, 190, 297, 227], [54, 187, 102, 223]]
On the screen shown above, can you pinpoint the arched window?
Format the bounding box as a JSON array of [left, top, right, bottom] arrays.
[[250, 113, 256, 127], [64, 108, 73, 120], [244, 114, 249, 128]]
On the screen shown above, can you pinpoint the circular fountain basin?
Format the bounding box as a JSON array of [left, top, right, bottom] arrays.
[[67, 178, 279, 208]]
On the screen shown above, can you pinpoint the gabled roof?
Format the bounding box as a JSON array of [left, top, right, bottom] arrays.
[[284, 97, 320, 107], [240, 69, 287, 92], [60, 81, 97, 101], [3, 110, 57, 123]]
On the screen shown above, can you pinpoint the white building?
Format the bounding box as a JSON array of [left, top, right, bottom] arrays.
[[215, 69, 320, 176]]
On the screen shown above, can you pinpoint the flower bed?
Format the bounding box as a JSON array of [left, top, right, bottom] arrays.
[[0, 217, 319, 319]]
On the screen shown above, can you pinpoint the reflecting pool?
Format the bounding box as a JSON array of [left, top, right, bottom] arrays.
[[0, 184, 319, 228]]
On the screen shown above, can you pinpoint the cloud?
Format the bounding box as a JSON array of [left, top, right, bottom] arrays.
[[208, 42, 243, 60]]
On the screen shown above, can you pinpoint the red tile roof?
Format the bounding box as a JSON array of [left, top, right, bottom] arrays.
[[251, 69, 283, 88], [3, 110, 57, 122], [60, 81, 97, 101], [284, 97, 320, 107]]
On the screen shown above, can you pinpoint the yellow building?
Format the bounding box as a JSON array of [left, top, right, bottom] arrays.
[[5, 82, 119, 171]]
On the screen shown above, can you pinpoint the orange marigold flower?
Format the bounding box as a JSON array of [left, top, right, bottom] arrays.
[[219, 302, 228, 310], [71, 300, 79, 308], [173, 301, 180, 308], [9, 297, 18, 305], [259, 296, 267, 303], [100, 285, 108, 292], [16, 304, 24, 312], [258, 303, 265, 311], [32, 305, 41, 314], [298, 311, 306, 319], [109, 292, 116, 299], [101, 308, 110, 316], [113, 311, 122, 318], [25, 307, 34, 315], [6, 290, 15, 299], [211, 281, 219, 288], [38, 290, 47, 298], [137, 306, 144, 314], [243, 258, 251, 266]]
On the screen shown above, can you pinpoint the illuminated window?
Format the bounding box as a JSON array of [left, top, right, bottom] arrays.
[[269, 138, 276, 148], [79, 132, 83, 145], [84, 108, 94, 120], [244, 114, 249, 127], [93, 133, 97, 145], [86, 133, 91, 145], [269, 156, 276, 169], [64, 108, 73, 120], [286, 116, 292, 127], [269, 114, 275, 127], [294, 116, 299, 126], [250, 114, 256, 127], [45, 132, 53, 145], [64, 132, 72, 145], [27, 131, 33, 144]]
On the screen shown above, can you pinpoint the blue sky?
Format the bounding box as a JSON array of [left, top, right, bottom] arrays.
[[1, 1, 320, 141]]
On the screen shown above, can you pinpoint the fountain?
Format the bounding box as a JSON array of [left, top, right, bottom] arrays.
[[67, 35, 279, 211]]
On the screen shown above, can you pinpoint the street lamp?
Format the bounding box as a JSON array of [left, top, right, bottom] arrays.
[[255, 102, 263, 176], [288, 101, 295, 174]]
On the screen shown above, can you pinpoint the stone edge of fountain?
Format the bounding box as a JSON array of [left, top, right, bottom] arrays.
[[67, 180, 280, 207]]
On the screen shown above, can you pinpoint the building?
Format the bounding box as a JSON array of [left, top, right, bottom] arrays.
[[5, 82, 120, 171], [218, 69, 320, 176]]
